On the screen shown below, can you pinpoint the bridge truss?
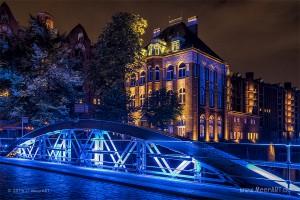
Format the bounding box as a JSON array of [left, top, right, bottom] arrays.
[[8, 129, 235, 186]]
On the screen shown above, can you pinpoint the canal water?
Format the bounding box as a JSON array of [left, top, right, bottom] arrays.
[[0, 164, 194, 200]]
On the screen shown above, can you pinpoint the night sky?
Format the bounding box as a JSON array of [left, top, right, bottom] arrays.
[[4, 0, 300, 88]]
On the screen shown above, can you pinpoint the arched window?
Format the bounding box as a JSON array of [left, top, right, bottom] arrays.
[[178, 63, 186, 78], [177, 118, 186, 137], [148, 90, 152, 97], [130, 95, 136, 107], [148, 66, 154, 81], [166, 65, 174, 80], [217, 116, 222, 139], [130, 74, 136, 87], [140, 94, 145, 106], [178, 88, 186, 104], [209, 115, 214, 139], [155, 66, 160, 81], [140, 71, 146, 85], [199, 115, 205, 139]]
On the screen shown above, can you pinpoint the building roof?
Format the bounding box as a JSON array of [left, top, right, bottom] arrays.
[[151, 22, 223, 61], [0, 2, 19, 32], [67, 23, 91, 44]]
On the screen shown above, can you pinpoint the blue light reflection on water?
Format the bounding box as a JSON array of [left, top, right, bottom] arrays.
[[0, 164, 195, 200]]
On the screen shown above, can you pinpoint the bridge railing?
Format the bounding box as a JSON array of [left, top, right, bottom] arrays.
[[202, 141, 300, 192], [1, 135, 300, 195]]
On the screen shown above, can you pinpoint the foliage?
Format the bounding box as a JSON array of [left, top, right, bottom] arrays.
[[142, 89, 182, 130], [88, 12, 147, 122], [0, 16, 81, 127]]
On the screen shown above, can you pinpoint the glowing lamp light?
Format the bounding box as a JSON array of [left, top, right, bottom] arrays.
[[0, 90, 9, 97]]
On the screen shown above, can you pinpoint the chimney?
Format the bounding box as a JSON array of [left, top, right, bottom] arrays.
[[169, 17, 183, 25], [187, 16, 198, 35], [153, 28, 160, 38]]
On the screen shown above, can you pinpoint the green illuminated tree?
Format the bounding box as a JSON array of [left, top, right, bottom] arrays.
[[89, 12, 147, 122], [142, 89, 182, 130]]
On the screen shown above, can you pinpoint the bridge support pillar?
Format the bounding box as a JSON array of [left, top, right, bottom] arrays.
[[136, 140, 146, 174], [93, 130, 104, 166], [62, 130, 72, 162], [38, 135, 47, 160]]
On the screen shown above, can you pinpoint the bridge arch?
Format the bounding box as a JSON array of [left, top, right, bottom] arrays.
[[7, 120, 300, 193]]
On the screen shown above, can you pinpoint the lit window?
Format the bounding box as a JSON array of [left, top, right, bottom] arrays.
[[199, 115, 205, 138], [148, 90, 152, 97], [148, 44, 153, 56], [130, 74, 136, 87], [45, 19, 54, 29], [166, 65, 174, 80], [78, 32, 84, 41], [140, 71, 146, 85], [148, 67, 154, 81], [93, 98, 100, 105], [140, 94, 145, 106], [177, 126, 186, 137], [130, 95, 136, 107], [178, 63, 186, 78], [154, 44, 160, 55], [217, 116, 222, 139], [209, 115, 214, 139], [0, 90, 9, 97], [155, 66, 160, 81], [178, 88, 186, 104], [171, 40, 180, 52]]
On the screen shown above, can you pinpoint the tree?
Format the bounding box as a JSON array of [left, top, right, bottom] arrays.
[[88, 12, 147, 122], [0, 16, 81, 127], [142, 89, 182, 131]]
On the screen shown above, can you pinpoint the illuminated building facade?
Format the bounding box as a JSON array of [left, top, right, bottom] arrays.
[[1, 2, 299, 143], [127, 17, 227, 141], [228, 72, 260, 142], [231, 72, 300, 143]]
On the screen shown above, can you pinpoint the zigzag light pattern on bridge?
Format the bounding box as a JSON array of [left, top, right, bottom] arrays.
[[9, 129, 227, 184]]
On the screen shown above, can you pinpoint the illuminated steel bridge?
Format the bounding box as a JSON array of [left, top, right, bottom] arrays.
[[3, 120, 300, 199]]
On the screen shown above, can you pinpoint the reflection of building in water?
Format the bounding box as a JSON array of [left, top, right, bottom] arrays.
[[268, 143, 275, 161]]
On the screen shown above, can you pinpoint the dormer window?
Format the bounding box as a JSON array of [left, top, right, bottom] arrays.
[[148, 39, 166, 56], [78, 32, 84, 41], [45, 19, 54, 29], [154, 44, 160, 55], [171, 40, 180, 52], [0, 14, 9, 23]]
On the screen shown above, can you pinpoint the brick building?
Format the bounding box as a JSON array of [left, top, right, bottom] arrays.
[[0, 2, 299, 143]]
